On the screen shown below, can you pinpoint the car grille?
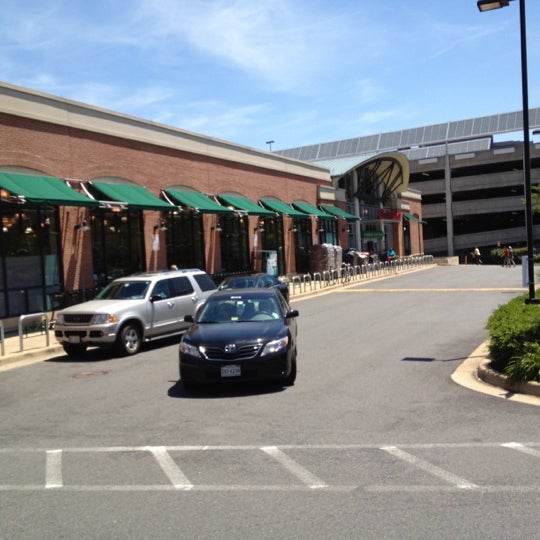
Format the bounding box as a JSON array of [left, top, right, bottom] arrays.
[[203, 343, 262, 361], [62, 314, 94, 324]]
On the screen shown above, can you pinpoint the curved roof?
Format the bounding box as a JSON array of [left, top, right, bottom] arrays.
[[312, 151, 410, 196]]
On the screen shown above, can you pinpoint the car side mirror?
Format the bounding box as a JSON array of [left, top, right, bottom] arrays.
[[150, 295, 162, 302], [184, 314, 194, 323], [285, 309, 299, 319]]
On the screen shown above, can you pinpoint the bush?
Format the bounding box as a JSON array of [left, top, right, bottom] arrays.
[[505, 343, 540, 383], [486, 293, 540, 378]]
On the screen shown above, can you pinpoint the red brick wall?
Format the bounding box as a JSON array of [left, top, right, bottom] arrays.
[[0, 113, 325, 285]]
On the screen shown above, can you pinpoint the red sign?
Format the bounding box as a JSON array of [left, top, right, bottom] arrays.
[[378, 209, 401, 221]]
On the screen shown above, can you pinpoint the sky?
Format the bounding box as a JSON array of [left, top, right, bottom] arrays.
[[1, 0, 540, 153]]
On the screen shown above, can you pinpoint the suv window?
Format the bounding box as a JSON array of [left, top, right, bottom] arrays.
[[151, 279, 172, 299], [97, 280, 151, 300], [170, 276, 194, 297], [193, 273, 218, 292]]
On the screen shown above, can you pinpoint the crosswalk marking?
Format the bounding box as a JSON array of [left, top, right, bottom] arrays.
[[146, 446, 193, 491], [45, 449, 63, 489], [0, 442, 538, 493], [261, 446, 328, 489], [380, 446, 479, 490], [502, 442, 540, 458]]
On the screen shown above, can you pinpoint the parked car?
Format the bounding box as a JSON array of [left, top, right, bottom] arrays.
[[218, 273, 289, 301], [179, 288, 299, 388], [54, 269, 217, 357]]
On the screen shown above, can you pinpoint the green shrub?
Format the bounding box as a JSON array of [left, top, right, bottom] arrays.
[[505, 343, 540, 383], [486, 293, 540, 372]]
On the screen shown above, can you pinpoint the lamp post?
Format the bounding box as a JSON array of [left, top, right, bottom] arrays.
[[478, 0, 537, 303], [265, 140, 274, 151]]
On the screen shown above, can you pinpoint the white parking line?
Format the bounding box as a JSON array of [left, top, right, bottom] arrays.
[[146, 446, 193, 490], [45, 449, 63, 489], [380, 446, 478, 490], [501, 442, 540, 458], [261, 446, 328, 489]]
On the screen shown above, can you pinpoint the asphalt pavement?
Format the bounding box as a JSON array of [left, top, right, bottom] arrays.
[[1, 264, 539, 406]]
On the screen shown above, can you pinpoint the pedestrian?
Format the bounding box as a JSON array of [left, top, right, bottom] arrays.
[[502, 246, 510, 267], [508, 245, 516, 267], [473, 247, 482, 265]]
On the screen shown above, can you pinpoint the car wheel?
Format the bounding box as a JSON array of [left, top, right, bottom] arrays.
[[284, 351, 297, 386], [115, 323, 141, 356], [62, 343, 87, 357]]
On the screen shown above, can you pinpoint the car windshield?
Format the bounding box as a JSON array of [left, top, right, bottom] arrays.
[[219, 277, 259, 289], [197, 297, 281, 323], [96, 280, 151, 300]]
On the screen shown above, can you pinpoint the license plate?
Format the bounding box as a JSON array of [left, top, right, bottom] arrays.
[[68, 335, 81, 344], [221, 365, 241, 378]]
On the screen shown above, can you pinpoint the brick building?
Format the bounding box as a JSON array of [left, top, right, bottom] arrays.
[[0, 82, 416, 319]]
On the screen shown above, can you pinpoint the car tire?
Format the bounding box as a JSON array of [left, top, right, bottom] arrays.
[[284, 351, 297, 386], [115, 323, 142, 356], [62, 343, 87, 357]]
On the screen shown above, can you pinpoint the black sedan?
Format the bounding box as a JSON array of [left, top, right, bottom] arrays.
[[217, 273, 289, 301], [179, 289, 298, 388]]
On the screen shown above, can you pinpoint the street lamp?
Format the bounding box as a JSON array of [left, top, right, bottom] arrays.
[[478, 0, 538, 303], [265, 140, 275, 151]]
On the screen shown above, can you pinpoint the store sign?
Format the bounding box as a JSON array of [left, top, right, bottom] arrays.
[[378, 209, 401, 220]]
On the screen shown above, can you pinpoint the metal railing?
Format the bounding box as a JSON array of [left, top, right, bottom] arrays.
[[18, 312, 50, 353], [0, 320, 4, 356], [289, 255, 434, 297]]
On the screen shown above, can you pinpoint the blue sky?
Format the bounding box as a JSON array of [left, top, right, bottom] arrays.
[[1, 0, 540, 152]]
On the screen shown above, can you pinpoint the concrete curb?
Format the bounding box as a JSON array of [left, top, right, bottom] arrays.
[[451, 342, 540, 406], [477, 358, 540, 398]]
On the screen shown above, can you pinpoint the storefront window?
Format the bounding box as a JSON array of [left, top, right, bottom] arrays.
[[166, 211, 205, 269], [90, 208, 144, 286], [0, 204, 62, 316], [220, 215, 250, 272]]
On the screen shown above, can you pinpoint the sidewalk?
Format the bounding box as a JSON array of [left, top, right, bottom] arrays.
[[0, 330, 64, 371]]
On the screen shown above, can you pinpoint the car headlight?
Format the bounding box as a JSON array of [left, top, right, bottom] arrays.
[[261, 336, 288, 356], [92, 313, 118, 325], [179, 341, 202, 358]]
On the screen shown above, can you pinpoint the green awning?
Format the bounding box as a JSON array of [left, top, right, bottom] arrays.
[[320, 204, 359, 221], [404, 213, 427, 225], [0, 172, 98, 207], [362, 230, 384, 238], [92, 181, 175, 210], [218, 194, 274, 216], [165, 189, 233, 214], [292, 201, 331, 219], [260, 197, 310, 219]]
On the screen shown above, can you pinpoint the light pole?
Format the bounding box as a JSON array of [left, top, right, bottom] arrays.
[[478, 0, 537, 303], [265, 140, 274, 151]]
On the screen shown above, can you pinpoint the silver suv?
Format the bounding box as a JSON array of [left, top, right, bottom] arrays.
[[54, 269, 217, 357]]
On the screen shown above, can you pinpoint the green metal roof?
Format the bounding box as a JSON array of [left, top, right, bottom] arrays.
[[0, 172, 98, 207], [404, 213, 427, 224], [259, 197, 309, 219], [292, 201, 331, 219], [320, 204, 358, 221], [92, 181, 175, 210], [165, 189, 233, 214], [218, 194, 274, 216]]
